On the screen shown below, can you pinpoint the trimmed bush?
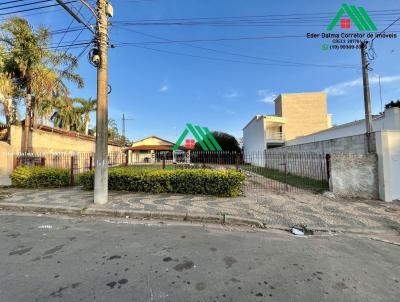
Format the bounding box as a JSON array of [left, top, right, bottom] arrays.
[[79, 167, 245, 197], [10, 166, 70, 188]]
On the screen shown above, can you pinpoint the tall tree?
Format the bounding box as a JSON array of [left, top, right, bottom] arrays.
[[51, 96, 82, 131], [0, 17, 83, 152], [75, 98, 96, 135], [194, 131, 241, 152], [0, 73, 14, 125]]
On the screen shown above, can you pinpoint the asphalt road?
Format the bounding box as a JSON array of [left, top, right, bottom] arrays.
[[0, 213, 399, 302]]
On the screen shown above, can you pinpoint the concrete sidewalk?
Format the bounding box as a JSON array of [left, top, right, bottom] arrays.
[[0, 186, 399, 234]]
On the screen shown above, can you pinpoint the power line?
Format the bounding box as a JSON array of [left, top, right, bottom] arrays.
[[113, 9, 400, 23], [114, 42, 359, 69], [0, 0, 53, 11], [54, 0, 94, 33], [111, 10, 400, 26], [0, 0, 78, 16], [0, 0, 27, 6], [54, 4, 85, 51], [371, 16, 400, 43], [115, 28, 358, 69]]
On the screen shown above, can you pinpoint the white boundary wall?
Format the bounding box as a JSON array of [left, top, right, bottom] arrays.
[[376, 130, 400, 201]]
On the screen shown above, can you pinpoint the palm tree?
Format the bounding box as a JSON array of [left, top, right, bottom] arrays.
[[30, 66, 64, 127], [0, 73, 14, 126], [0, 17, 84, 152], [75, 98, 96, 135], [51, 96, 82, 131], [0, 46, 15, 125], [37, 97, 56, 126]]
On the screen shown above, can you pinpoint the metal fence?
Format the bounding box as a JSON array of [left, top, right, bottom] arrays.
[[14, 150, 330, 192], [14, 152, 127, 185], [241, 151, 330, 193]]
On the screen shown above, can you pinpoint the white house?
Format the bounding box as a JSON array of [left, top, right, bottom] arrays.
[[243, 92, 331, 164]]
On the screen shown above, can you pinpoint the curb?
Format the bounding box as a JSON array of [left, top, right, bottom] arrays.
[[0, 202, 398, 236], [0, 202, 265, 229]]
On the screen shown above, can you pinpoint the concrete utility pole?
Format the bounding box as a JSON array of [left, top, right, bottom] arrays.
[[94, 0, 109, 204], [360, 41, 373, 153], [121, 113, 134, 146]]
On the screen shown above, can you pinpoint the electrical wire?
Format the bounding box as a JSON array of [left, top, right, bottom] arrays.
[[53, 4, 85, 51], [114, 28, 359, 69], [112, 42, 359, 70], [0, 0, 77, 16], [368, 15, 400, 62], [0, 0, 53, 11]]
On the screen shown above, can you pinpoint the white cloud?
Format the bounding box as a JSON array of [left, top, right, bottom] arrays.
[[324, 75, 400, 96], [159, 83, 169, 92], [258, 90, 277, 103], [223, 89, 239, 99]]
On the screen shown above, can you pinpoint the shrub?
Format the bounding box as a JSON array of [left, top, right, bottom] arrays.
[[79, 167, 245, 197], [10, 166, 70, 188]]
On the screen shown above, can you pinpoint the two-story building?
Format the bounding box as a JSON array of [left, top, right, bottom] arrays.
[[243, 92, 332, 158]]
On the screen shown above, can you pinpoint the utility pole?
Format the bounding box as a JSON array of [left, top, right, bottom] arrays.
[[121, 113, 134, 147], [122, 113, 125, 146], [94, 0, 109, 204], [360, 41, 373, 153], [55, 0, 111, 204]]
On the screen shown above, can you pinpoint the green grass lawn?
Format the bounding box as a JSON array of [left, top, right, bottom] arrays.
[[240, 165, 329, 192]]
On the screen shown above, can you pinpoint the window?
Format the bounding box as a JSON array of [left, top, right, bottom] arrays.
[[340, 19, 351, 29]]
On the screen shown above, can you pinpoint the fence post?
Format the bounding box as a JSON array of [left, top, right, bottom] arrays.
[[41, 157, 45, 167], [235, 153, 240, 171], [326, 153, 331, 183], [284, 153, 288, 191], [125, 151, 129, 166], [89, 155, 93, 171], [70, 156, 74, 185], [162, 156, 166, 169]]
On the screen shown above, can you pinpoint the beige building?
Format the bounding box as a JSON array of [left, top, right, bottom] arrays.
[[275, 92, 331, 141], [126, 136, 177, 163], [243, 92, 331, 157]]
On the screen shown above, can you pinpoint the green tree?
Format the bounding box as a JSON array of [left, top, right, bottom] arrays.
[[75, 98, 96, 135], [0, 17, 83, 151], [51, 97, 82, 131], [385, 100, 400, 109], [194, 131, 241, 152]]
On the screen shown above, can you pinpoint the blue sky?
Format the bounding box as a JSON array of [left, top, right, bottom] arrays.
[[1, 0, 400, 142]]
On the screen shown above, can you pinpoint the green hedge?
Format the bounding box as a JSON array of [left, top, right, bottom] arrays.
[[10, 166, 70, 188], [79, 167, 245, 197]]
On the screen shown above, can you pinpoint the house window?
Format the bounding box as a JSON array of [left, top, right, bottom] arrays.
[[185, 139, 195, 149], [340, 19, 351, 29]]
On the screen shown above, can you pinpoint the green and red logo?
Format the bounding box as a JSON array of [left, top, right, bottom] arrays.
[[173, 123, 222, 151], [327, 3, 377, 31]]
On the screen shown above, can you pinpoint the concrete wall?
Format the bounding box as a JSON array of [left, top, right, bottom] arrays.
[[287, 107, 400, 146], [330, 153, 378, 199], [0, 141, 14, 186], [0, 125, 123, 185], [376, 130, 400, 201], [272, 133, 375, 154], [275, 92, 330, 141]]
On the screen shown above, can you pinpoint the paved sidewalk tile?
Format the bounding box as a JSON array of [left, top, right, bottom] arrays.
[[1, 187, 399, 233]]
